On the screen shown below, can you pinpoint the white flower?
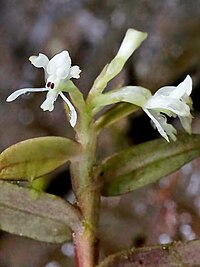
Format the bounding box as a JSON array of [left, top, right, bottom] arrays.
[[92, 75, 193, 142], [6, 51, 81, 127], [143, 75, 193, 141]]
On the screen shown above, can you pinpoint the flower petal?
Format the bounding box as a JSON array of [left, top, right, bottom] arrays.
[[144, 109, 177, 142], [152, 86, 176, 97], [6, 88, 48, 102], [60, 92, 77, 127], [40, 90, 59, 112], [40, 99, 54, 111], [29, 53, 49, 69], [145, 96, 191, 116], [152, 76, 192, 100], [170, 75, 192, 98], [69, 65, 81, 79], [47, 51, 71, 79]]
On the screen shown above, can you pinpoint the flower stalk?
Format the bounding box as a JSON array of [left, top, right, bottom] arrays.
[[70, 106, 101, 267]]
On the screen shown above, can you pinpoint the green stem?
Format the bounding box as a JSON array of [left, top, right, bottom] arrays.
[[70, 108, 101, 267]]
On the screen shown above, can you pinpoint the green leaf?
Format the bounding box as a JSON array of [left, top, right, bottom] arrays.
[[0, 181, 81, 243], [94, 103, 139, 131], [101, 134, 200, 196], [0, 136, 80, 181], [97, 240, 200, 267]]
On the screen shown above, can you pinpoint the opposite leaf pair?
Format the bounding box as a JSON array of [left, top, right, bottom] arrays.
[[6, 29, 193, 142]]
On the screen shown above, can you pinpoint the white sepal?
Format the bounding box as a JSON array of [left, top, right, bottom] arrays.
[[6, 88, 48, 102], [29, 53, 49, 69]]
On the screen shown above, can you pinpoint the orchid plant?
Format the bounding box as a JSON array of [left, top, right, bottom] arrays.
[[0, 28, 200, 267]]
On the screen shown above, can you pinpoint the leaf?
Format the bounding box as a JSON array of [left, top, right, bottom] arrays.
[[0, 136, 80, 181], [97, 240, 200, 267], [94, 103, 139, 131], [0, 181, 80, 243], [101, 134, 200, 196]]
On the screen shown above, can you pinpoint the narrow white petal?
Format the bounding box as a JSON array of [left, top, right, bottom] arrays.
[[144, 109, 177, 141], [29, 53, 49, 69], [170, 75, 192, 98], [6, 88, 48, 102], [144, 109, 169, 141], [47, 51, 71, 79], [69, 65, 81, 79], [60, 92, 77, 127]]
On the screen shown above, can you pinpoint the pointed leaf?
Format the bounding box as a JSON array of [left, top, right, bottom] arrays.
[[97, 240, 200, 267], [0, 136, 80, 181], [0, 181, 81, 243], [101, 134, 200, 196]]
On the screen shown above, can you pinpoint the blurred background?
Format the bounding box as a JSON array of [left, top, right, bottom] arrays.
[[0, 0, 200, 266]]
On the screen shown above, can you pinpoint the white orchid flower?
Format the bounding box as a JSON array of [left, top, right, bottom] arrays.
[[143, 75, 193, 141], [92, 75, 193, 142], [6, 51, 81, 127]]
